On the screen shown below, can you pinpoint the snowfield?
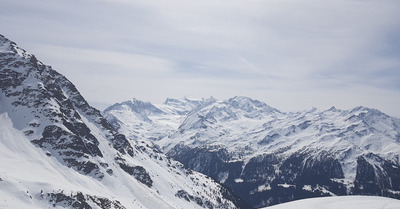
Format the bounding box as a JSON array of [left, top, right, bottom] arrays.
[[264, 196, 400, 209], [0, 112, 234, 209]]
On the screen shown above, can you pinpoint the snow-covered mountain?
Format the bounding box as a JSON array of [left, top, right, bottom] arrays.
[[103, 97, 214, 142], [0, 34, 244, 209], [105, 96, 400, 208]]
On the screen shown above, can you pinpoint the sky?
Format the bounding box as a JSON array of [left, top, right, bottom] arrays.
[[1, 0, 400, 117]]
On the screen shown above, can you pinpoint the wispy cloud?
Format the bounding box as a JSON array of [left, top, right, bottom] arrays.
[[1, 0, 399, 116], [35, 45, 175, 75]]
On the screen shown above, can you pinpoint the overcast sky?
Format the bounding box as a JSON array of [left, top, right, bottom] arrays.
[[1, 0, 400, 117]]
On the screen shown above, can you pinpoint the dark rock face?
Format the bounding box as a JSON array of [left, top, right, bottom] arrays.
[[169, 146, 400, 208], [43, 191, 126, 209], [238, 151, 346, 207], [118, 163, 153, 188], [175, 190, 214, 209], [354, 154, 400, 198], [170, 146, 239, 178], [0, 34, 134, 179], [33, 125, 103, 159], [112, 134, 135, 157]]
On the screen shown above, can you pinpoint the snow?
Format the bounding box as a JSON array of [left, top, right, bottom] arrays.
[[302, 185, 312, 192], [0, 34, 238, 209], [0, 107, 235, 208], [218, 171, 229, 184], [0, 112, 82, 209], [3, 33, 400, 208], [278, 183, 295, 189], [234, 178, 244, 183], [257, 184, 271, 192], [263, 196, 400, 209], [104, 95, 400, 205]]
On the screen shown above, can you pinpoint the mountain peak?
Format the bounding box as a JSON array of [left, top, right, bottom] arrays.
[[226, 96, 279, 115], [0, 34, 42, 65], [305, 106, 318, 113], [349, 106, 388, 117], [104, 93, 400, 207], [162, 97, 205, 115], [0, 34, 241, 209], [227, 96, 254, 104], [328, 106, 337, 111], [164, 97, 200, 105], [0, 34, 13, 51], [130, 97, 145, 103], [164, 96, 215, 106]]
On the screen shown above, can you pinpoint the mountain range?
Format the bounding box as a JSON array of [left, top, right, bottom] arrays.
[[1, 33, 400, 209], [0, 34, 244, 209], [104, 96, 400, 208]]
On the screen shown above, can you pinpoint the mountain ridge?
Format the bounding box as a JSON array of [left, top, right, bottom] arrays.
[[105, 96, 400, 208], [2, 32, 400, 208], [0, 34, 244, 209]]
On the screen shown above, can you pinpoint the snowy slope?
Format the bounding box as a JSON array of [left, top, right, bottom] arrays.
[[105, 96, 400, 208], [103, 97, 212, 142], [0, 112, 237, 209], [0, 34, 241, 209], [263, 196, 400, 209]]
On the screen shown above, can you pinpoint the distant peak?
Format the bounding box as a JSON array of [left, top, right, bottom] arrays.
[[328, 106, 337, 111], [227, 96, 265, 107], [322, 106, 345, 114], [164, 97, 190, 104], [352, 106, 368, 111], [129, 98, 149, 104], [183, 96, 199, 101], [350, 106, 384, 115], [164, 97, 179, 104], [203, 96, 217, 103], [306, 107, 318, 113], [226, 96, 255, 106], [225, 96, 279, 114], [349, 106, 374, 115], [229, 96, 253, 101], [126, 98, 156, 107], [164, 97, 208, 106]]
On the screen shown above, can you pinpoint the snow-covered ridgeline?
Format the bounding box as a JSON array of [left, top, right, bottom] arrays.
[[105, 96, 400, 208]]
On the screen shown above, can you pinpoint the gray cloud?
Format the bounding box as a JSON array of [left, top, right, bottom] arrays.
[[1, 0, 399, 116]]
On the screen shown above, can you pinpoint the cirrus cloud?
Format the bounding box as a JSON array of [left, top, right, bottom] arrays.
[[1, 0, 399, 116]]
